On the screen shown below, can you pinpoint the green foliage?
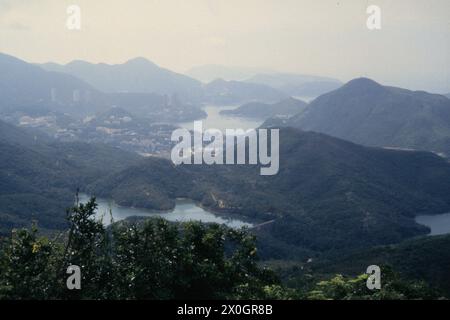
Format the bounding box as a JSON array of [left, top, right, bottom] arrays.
[[311, 233, 450, 296], [0, 198, 280, 299], [274, 77, 450, 156], [0, 120, 141, 235], [90, 128, 450, 259], [0, 198, 444, 300], [306, 268, 439, 300], [0, 224, 62, 299]]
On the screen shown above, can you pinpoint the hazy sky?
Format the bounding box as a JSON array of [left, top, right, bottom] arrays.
[[0, 0, 449, 92]]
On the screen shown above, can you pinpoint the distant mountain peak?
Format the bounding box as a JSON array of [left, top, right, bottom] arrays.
[[67, 59, 89, 65], [342, 77, 383, 89], [39, 55, 201, 97], [124, 57, 157, 67], [275, 77, 450, 156]]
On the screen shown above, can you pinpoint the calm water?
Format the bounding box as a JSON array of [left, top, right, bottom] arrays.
[[178, 105, 264, 132], [415, 213, 450, 235], [78, 194, 252, 229]]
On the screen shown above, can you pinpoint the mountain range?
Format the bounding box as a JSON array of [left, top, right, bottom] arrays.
[[0, 53, 108, 117], [0, 53, 205, 123], [266, 78, 450, 156], [244, 73, 342, 98], [3, 51, 450, 266], [202, 78, 288, 105], [187, 64, 343, 98], [40, 57, 203, 102], [186, 64, 274, 83], [40, 58, 310, 105]]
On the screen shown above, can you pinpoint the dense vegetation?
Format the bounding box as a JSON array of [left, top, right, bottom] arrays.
[[0, 197, 282, 299], [89, 128, 450, 257], [1, 52, 449, 300], [3, 115, 450, 269], [304, 269, 440, 300], [0, 119, 141, 234], [307, 234, 450, 296], [266, 78, 450, 156], [0, 198, 440, 300]]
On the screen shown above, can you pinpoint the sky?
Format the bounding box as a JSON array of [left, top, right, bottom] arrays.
[[0, 0, 449, 93]]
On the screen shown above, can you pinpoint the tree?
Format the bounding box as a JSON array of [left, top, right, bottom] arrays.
[[0, 197, 441, 300], [0, 197, 282, 299], [307, 267, 440, 300], [0, 224, 61, 299]]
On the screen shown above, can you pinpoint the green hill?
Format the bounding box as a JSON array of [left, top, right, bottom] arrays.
[[0, 120, 141, 234], [310, 234, 450, 295], [266, 78, 450, 157], [88, 127, 450, 256]]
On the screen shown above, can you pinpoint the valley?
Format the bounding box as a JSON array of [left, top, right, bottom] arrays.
[[177, 105, 264, 132], [0, 49, 449, 299]]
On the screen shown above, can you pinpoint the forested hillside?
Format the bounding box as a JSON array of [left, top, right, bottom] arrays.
[[88, 128, 450, 257], [0, 120, 141, 234], [266, 78, 450, 156]]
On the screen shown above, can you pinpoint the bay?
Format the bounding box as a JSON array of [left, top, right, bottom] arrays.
[[415, 213, 450, 235], [78, 193, 253, 229], [177, 105, 264, 132]]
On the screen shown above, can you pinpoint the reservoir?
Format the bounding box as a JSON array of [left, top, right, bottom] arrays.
[[415, 213, 450, 235], [78, 194, 253, 229], [177, 105, 264, 132]]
